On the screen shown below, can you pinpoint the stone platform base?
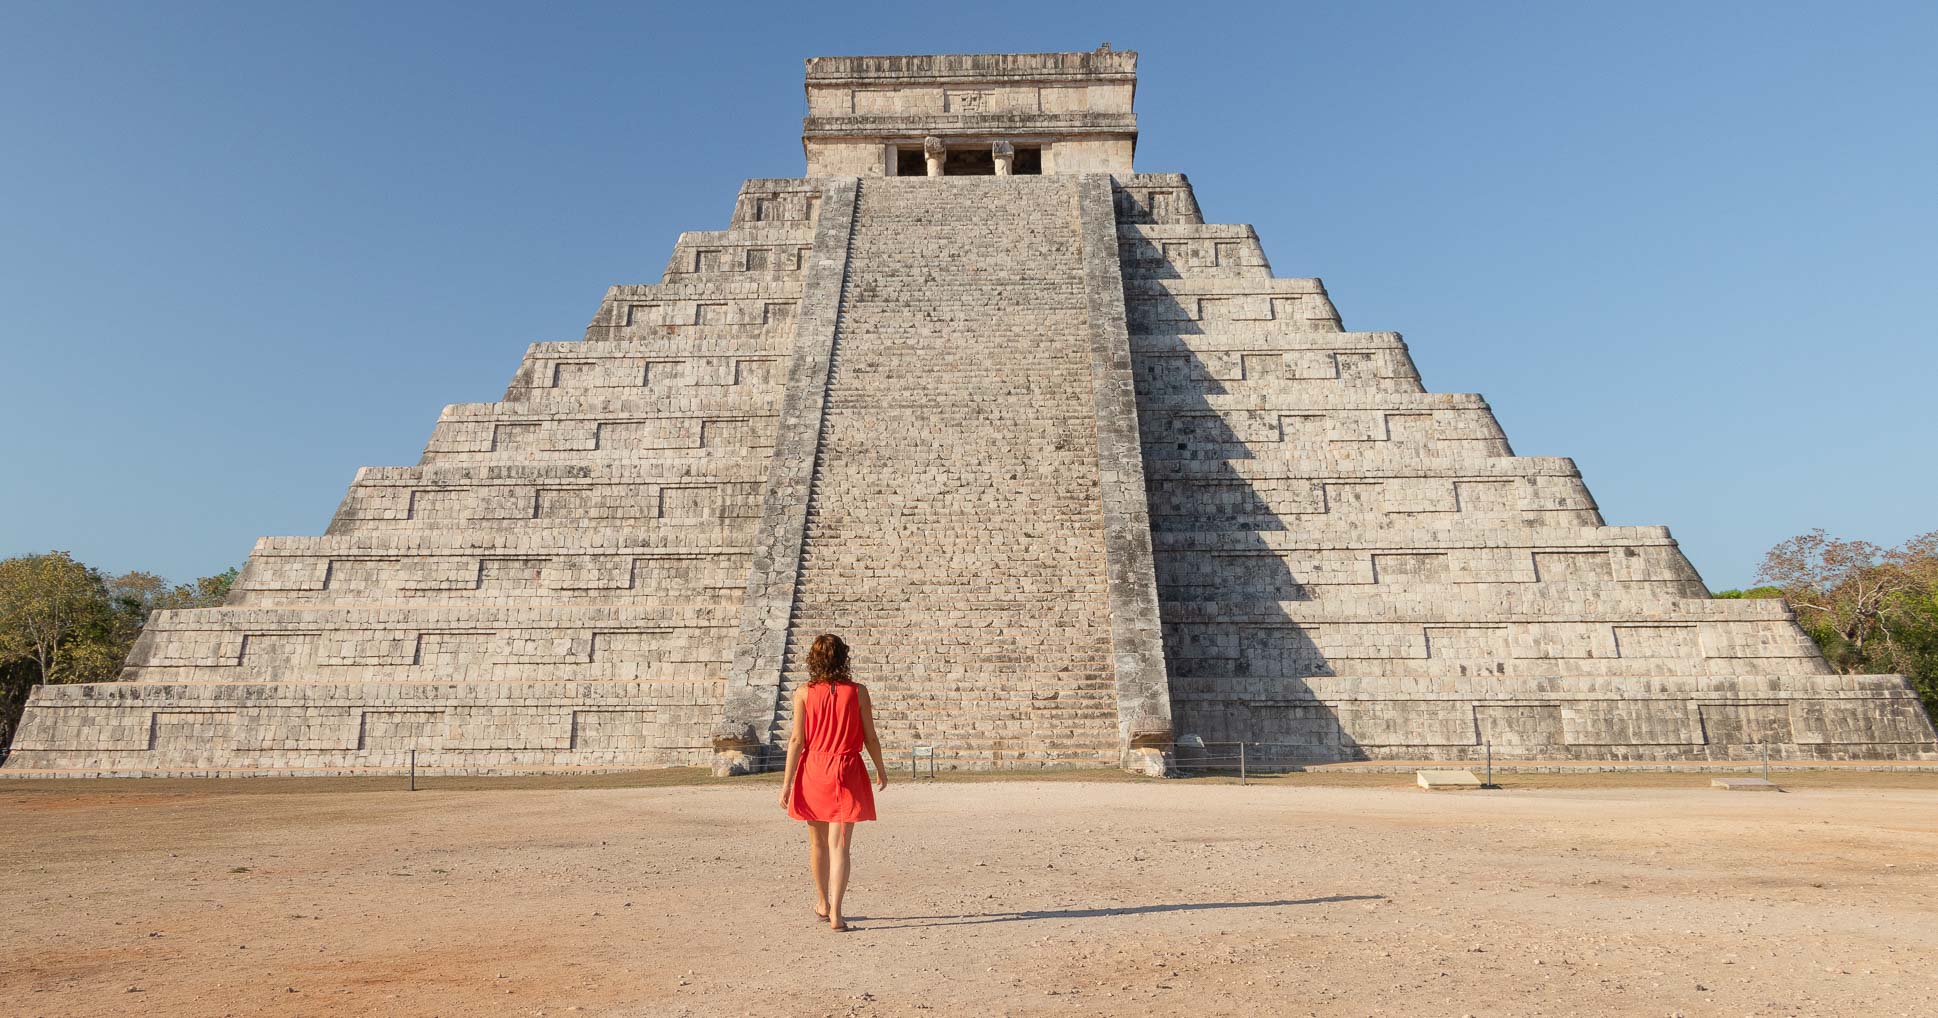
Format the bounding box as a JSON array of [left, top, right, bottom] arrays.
[[1, 681, 717, 776], [7, 675, 1933, 777], [1173, 673, 1938, 766]]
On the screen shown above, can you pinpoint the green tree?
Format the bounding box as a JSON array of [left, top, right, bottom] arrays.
[[0, 554, 238, 750], [1712, 586, 1783, 599], [0, 552, 106, 683], [0, 657, 39, 754], [1757, 529, 1938, 720], [192, 566, 239, 606]]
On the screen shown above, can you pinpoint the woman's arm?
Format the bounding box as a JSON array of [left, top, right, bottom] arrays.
[[858, 684, 887, 790], [778, 686, 806, 810]]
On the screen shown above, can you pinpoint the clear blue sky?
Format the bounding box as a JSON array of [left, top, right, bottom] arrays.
[[3, 1, 1933, 589]]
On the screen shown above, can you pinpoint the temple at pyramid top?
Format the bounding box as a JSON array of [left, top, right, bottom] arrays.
[[802, 47, 1138, 176]]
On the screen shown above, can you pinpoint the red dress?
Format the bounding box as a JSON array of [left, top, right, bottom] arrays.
[[787, 681, 877, 823]]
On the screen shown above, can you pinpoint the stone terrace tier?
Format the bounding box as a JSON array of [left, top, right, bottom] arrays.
[[5, 178, 830, 775], [1116, 172, 1934, 762]]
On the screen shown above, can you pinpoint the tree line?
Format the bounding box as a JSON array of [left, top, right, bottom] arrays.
[[3, 529, 1936, 753], [0, 552, 235, 750]]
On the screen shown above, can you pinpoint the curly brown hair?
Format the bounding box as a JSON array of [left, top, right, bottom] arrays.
[[804, 633, 852, 685]]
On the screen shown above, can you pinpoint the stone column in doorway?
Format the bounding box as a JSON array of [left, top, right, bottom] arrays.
[[992, 139, 1014, 176], [923, 136, 945, 176]]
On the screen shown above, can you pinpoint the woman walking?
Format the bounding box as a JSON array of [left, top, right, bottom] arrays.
[[779, 633, 887, 931]]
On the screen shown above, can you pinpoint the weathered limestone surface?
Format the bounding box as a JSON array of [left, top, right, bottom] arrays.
[[7, 48, 1933, 776]]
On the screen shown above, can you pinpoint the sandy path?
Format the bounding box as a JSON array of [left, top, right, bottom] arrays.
[[3, 777, 1935, 1017]]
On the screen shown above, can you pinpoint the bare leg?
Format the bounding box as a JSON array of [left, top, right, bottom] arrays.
[[807, 821, 830, 917], [827, 821, 854, 930]]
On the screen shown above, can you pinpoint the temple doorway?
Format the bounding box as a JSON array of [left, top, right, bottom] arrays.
[[943, 148, 995, 175], [894, 143, 1044, 175]]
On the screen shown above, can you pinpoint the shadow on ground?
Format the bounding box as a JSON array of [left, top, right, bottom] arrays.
[[848, 894, 1385, 930]]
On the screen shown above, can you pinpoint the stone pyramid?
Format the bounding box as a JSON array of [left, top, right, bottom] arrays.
[[8, 49, 1931, 777]]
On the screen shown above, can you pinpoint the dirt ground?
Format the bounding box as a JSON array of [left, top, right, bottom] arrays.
[[3, 771, 1935, 1017]]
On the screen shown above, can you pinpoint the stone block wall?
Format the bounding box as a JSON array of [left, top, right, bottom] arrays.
[[6, 681, 716, 775]]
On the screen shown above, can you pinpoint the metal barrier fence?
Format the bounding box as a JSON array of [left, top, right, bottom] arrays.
[[1169, 739, 1352, 783], [727, 748, 933, 780], [733, 742, 1311, 784]]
